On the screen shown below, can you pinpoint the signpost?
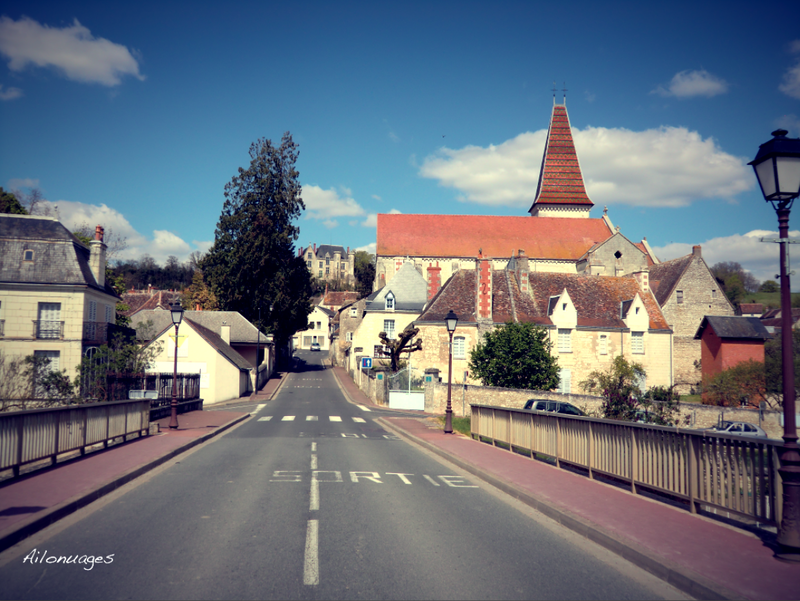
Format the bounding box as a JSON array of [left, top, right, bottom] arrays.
[[362, 357, 372, 369]]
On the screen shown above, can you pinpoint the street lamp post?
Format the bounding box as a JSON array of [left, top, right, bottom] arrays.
[[749, 129, 800, 560], [444, 310, 458, 434], [168, 302, 184, 430]]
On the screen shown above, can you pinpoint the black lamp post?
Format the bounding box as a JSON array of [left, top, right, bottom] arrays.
[[749, 129, 800, 560], [168, 302, 184, 430], [444, 309, 458, 434]]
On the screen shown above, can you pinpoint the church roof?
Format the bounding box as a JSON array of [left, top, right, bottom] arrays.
[[529, 103, 593, 212], [377, 214, 612, 260]]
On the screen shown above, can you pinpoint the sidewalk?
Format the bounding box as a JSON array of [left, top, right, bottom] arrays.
[[0, 370, 293, 553], [329, 362, 800, 600]]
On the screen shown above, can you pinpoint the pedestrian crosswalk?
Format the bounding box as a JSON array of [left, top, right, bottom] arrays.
[[257, 415, 369, 423]]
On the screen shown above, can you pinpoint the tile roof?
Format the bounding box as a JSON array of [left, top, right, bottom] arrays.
[[121, 290, 182, 316], [377, 214, 612, 260], [648, 253, 694, 305], [321, 291, 360, 308], [0, 214, 117, 296], [739, 303, 764, 315], [529, 104, 593, 211]]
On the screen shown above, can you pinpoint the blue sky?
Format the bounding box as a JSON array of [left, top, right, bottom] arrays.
[[1, 1, 800, 288]]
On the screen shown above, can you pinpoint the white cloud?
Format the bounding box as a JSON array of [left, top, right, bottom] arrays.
[[361, 208, 401, 228], [420, 126, 751, 208], [6, 177, 39, 189], [652, 69, 729, 98], [40, 199, 202, 264], [371, 194, 382, 201], [776, 114, 800, 137], [356, 242, 377, 254], [652, 229, 800, 290], [0, 16, 144, 86], [0, 84, 22, 100], [302, 184, 366, 223], [779, 40, 800, 99]]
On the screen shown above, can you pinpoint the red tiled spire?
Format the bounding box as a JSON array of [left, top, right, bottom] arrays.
[[529, 103, 593, 212]]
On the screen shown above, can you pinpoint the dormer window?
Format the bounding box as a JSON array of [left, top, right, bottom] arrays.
[[23, 250, 34, 261], [385, 291, 395, 311]]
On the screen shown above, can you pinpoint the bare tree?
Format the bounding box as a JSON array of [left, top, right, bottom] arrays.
[[378, 324, 423, 372], [71, 221, 128, 260]]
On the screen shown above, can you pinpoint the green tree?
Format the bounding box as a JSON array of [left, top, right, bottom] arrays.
[[710, 261, 759, 308], [468, 322, 560, 390], [702, 359, 768, 409], [759, 279, 779, 293], [580, 356, 646, 421], [203, 133, 313, 365], [354, 250, 376, 298], [182, 269, 219, 311], [379, 323, 423, 372], [0, 187, 27, 214], [638, 385, 682, 426]]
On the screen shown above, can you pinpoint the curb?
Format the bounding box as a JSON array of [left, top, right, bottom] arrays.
[[376, 417, 739, 601], [0, 413, 250, 554]]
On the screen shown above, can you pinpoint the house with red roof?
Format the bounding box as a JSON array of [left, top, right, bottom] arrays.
[[413, 252, 673, 394], [648, 245, 734, 393]]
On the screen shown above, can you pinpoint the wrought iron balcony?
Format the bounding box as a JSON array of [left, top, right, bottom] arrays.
[[33, 320, 64, 339]]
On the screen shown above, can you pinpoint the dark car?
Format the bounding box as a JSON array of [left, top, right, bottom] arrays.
[[523, 399, 585, 416]]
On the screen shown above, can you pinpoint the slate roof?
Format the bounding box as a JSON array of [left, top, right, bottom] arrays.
[[377, 214, 612, 260], [149, 317, 253, 372], [529, 104, 594, 211], [694, 316, 771, 341], [314, 244, 346, 257], [0, 214, 117, 296], [365, 262, 428, 312], [648, 253, 695, 305], [528, 272, 670, 331], [131, 310, 270, 344]]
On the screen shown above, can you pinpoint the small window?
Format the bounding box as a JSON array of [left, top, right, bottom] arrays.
[[318, 270, 323, 278], [373, 345, 389, 358], [326, 258, 330, 266], [319, 261, 323, 268], [350, 307, 357, 318], [346, 332, 353, 342], [614, 250, 622, 259], [599, 334, 608, 355], [383, 319, 395, 339], [453, 336, 466, 359], [23, 249, 34, 261], [316, 322, 321, 329], [559, 369, 571, 394], [385, 292, 395, 311], [558, 329, 572, 353], [676, 290, 684, 304], [632, 331, 644, 354], [712, 289, 717, 299]]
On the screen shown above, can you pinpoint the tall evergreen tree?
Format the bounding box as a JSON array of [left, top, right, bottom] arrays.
[[203, 133, 313, 364]]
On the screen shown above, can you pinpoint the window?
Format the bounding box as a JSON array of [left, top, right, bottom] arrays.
[[325, 267, 330, 275], [23, 249, 34, 261], [303, 336, 312, 346], [599, 334, 608, 355], [676, 290, 684, 304], [453, 336, 466, 359], [307, 261, 311, 267], [318, 270, 323, 278], [33, 351, 60, 395], [558, 369, 571, 394], [385, 291, 395, 311], [557, 329, 572, 353], [346, 332, 353, 342], [373, 345, 389, 358], [326, 258, 330, 266], [350, 307, 357, 318], [632, 331, 644, 354], [317, 322, 321, 330], [712, 289, 717, 299], [383, 319, 395, 339], [86, 300, 97, 340], [37, 303, 62, 339], [105, 305, 114, 323], [318, 261, 323, 268]]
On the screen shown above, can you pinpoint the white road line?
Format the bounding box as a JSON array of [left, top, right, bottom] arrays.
[[306, 415, 318, 421], [352, 417, 366, 423], [329, 416, 342, 422], [358, 405, 372, 412], [303, 520, 319, 585], [311, 454, 318, 470], [311, 442, 317, 452], [256, 404, 266, 412], [310, 478, 319, 511], [423, 475, 440, 486], [282, 416, 296, 422], [257, 416, 273, 422]]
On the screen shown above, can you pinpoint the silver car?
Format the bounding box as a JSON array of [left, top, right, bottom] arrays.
[[706, 421, 767, 438]]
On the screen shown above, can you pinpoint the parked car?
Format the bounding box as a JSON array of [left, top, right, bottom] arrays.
[[705, 421, 767, 438], [310, 342, 321, 351], [523, 399, 585, 416]]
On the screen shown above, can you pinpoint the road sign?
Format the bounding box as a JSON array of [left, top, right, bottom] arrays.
[[362, 357, 372, 369]]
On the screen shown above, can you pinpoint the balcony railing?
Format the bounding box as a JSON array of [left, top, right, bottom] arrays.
[[33, 320, 64, 339], [82, 322, 137, 344]]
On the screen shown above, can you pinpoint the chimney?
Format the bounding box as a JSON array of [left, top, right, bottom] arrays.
[[313, 243, 317, 255], [476, 256, 493, 320], [692, 245, 702, 258], [89, 225, 107, 288], [427, 261, 442, 300], [632, 268, 650, 294], [221, 322, 231, 344], [347, 246, 350, 254], [515, 249, 529, 294]]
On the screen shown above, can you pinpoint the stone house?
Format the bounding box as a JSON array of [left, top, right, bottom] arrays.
[[694, 316, 771, 403], [329, 298, 366, 369], [414, 252, 673, 394], [0, 214, 121, 381], [349, 261, 428, 374], [648, 245, 735, 393], [296, 305, 335, 351], [144, 317, 254, 405], [299, 243, 355, 286]]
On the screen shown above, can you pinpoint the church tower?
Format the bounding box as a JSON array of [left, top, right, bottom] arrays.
[[528, 98, 594, 218]]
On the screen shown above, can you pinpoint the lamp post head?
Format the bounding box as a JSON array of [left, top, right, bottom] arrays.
[[749, 129, 800, 210], [170, 302, 184, 326], [445, 309, 458, 333]]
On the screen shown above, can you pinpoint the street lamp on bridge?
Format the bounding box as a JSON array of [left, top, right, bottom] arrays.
[[444, 309, 458, 435], [168, 302, 184, 430]]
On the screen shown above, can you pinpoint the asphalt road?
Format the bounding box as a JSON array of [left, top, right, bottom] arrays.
[[0, 351, 688, 600]]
